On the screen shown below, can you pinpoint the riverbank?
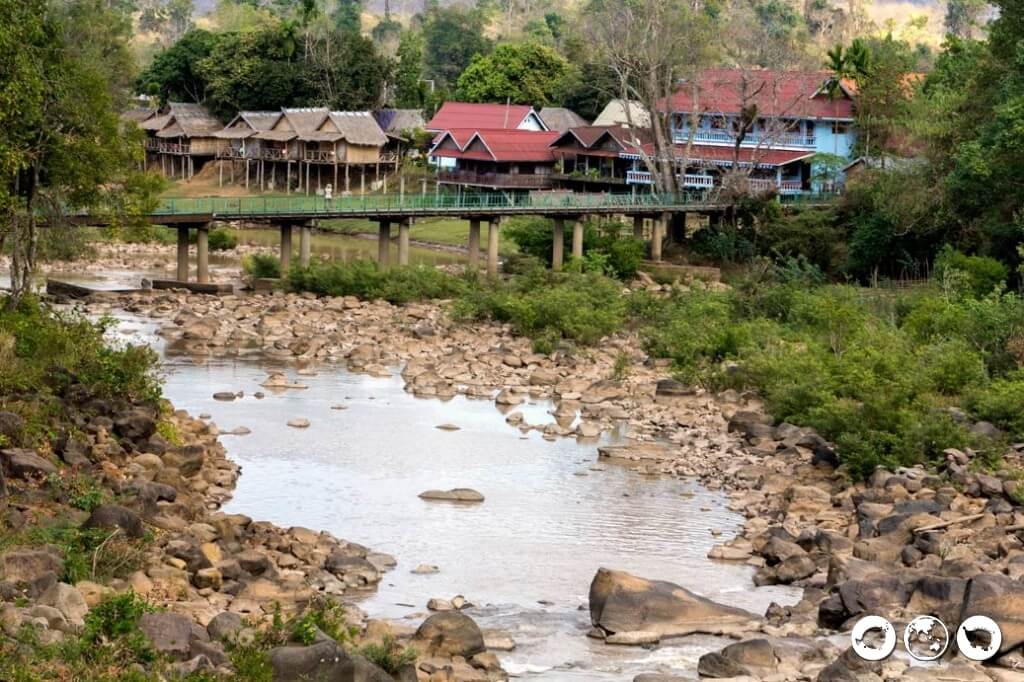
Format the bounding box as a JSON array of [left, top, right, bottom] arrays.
[[78, 276, 1024, 681]]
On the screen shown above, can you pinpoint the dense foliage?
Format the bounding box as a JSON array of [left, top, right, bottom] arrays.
[[456, 42, 572, 106], [503, 217, 645, 280], [287, 260, 470, 303]]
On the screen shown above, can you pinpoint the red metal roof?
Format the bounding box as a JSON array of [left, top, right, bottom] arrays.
[[665, 68, 854, 120], [427, 102, 542, 131], [431, 129, 560, 163]]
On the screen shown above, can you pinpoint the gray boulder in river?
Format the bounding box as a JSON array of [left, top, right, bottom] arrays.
[[589, 568, 760, 639]]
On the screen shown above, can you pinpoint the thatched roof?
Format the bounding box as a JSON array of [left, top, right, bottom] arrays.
[[280, 107, 331, 136], [122, 108, 157, 124], [151, 102, 221, 139], [324, 112, 387, 147], [216, 111, 282, 139], [539, 107, 589, 133], [141, 113, 172, 132], [253, 130, 298, 142]]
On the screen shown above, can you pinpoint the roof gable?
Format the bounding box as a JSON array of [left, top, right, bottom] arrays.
[[426, 102, 547, 131]]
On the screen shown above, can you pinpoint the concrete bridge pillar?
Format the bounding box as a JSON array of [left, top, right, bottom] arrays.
[[280, 224, 292, 271], [398, 219, 411, 266], [651, 216, 665, 262], [487, 218, 500, 278], [572, 218, 584, 260], [299, 225, 311, 268], [378, 221, 391, 267], [552, 218, 565, 271], [176, 227, 189, 282], [196, 225, 210, 284], [467, 219, 481, 271], [633, 215, 644, 239]]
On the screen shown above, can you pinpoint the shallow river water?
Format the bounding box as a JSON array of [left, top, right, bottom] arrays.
[[105, 313, 803, 681]]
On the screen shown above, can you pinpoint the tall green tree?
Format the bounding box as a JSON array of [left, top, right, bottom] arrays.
[[393, 30, 426, 108], [422, 6, 491, 86], [945, 0, 989, 39], [456, 42, 572, 106], [332, 0, 362, 33], [305, 27, 390, 109], [136, 28, 219, 103], [1, 0, 158, 307]]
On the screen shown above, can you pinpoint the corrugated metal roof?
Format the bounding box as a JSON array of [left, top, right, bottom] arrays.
[[430, 129, 560, 162], [667, 68, 855, 120], [426, 102, 543, 131]]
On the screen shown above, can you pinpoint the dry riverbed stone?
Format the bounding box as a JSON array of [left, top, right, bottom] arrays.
[[418, 488, 484, 503]]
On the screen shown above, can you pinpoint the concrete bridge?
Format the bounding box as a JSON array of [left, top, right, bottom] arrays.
[[75, 191, 834, 285]]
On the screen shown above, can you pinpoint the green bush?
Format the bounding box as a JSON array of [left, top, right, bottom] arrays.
[[358, 635, 418, 674], [454, 269, 626, 353], [934, 245, 1008, 297], [242, 254, 282, 280], [288, 260, 468, 304], [82, 592, 156, 665], [207, 227, 239, 251], [503, 216, 645, 280], [104, 224, 177, 245], [968, 374, 1024, 435]]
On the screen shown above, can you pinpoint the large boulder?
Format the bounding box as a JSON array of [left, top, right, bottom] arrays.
[[958, 573, 1024, 655], [138, 612, 194, 660], [589, 568, 759, 638], [0, 412, 25, 442], [269, 640, 392, 682], [1, 448, 57, 479], [38, 582, 88, 627], [81, 504, 145, 539], [412, 611, 486, 658], [113, 409, 157, 443], [1, 549, 63, 585]]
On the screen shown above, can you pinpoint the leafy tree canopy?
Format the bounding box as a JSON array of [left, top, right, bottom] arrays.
[[422, 6, 491, 86], [456, 42, 573, 106]]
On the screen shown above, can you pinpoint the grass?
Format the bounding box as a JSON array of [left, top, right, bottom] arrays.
[[318, 217, 519, 254]]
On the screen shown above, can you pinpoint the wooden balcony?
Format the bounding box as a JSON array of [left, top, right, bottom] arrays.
[[258, 148, 293, 161], [158, 142, 190, 155], [437, 170, 554, 189], [216, 147, 247, 160], [304, 149, 336, 162], [673, 129, 816, 149], [144, 139, 161, 152]]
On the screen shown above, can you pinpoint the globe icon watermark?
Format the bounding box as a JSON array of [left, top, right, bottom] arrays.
[[903, 615, 949, 661]]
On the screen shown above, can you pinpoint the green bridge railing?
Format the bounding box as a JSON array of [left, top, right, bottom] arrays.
[[149, 191, 836, 218]]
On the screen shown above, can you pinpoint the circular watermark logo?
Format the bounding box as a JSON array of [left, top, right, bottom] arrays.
[[903, 615, 950, 661], [851, 615, 897, 661], [957, 615, 1002, 662], [851, 614, 1003, 662]]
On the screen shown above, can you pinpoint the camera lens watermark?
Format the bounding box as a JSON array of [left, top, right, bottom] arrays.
[[851, 614, 1002, 663]]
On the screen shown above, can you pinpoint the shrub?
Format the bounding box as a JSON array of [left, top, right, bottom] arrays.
[[934, 245, 1008, 298], [454, 269, 626, 352], [82, 592, 156, 664], [207, 227, 238, 251], [105, 224, 177, 245], [358, 635, 417, 674], [968, 374, 1024, 435], [242, 254, 282, 280], [288, 260, 468, 304], [503, 216, 644, 279], [289, 597, 355, 645]]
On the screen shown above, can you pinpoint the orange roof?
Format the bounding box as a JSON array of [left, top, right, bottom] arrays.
[[426, 102, 544, 131], [430, 129, 560, 163]]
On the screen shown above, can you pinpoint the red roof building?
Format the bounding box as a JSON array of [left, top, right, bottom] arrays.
[[426, 102, 548, 133], [430, 129, 560, 190]]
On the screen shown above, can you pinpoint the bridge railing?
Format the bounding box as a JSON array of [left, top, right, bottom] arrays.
[[148, 190, 834, 218]]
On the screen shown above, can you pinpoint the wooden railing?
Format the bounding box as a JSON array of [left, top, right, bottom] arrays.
[[379, 152, 399, 164], [437, 170, 554, 189], [304, 150, 336, 162], [144, 139, 161, 151], [216, 147, 247, 160], [550, 172, 627, 185], [673, 129, 817, 148], [258, 148, 292, 161], [158, 142, 190, 155]]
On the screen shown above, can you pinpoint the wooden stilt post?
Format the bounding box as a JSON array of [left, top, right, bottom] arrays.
[[245, 159, 250, 189], [633, 215, 644, 239], [552, 218, 565, 271], [345, 164, 350, 193], [219, 160, 223, 187], [360, 168, 365, 195]]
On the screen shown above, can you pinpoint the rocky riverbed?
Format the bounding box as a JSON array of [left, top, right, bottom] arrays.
[[11, 248, 1024, 681]]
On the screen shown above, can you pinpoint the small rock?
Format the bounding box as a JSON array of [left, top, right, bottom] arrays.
[[412, 564, 439, 575], [435, 424, 461, 431], [287, 418, 310, 429], [418, 488, 484, 503]]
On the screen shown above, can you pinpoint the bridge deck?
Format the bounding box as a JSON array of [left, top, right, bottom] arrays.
[[132, 192, 833, 224]]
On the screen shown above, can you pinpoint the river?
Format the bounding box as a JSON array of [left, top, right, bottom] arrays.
[[106, 310, 801, 681]]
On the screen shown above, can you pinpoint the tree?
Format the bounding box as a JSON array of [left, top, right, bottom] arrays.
[[584, 0, 715, 193], [1, 0, 158, 307], [456, 42, 572, 106], [305, 25, 390, 110], [332, 0, 363, 33], [393, 30, 426, 108], [851, 34, 917, 158], [198, 26, 316, 119], [945, 0, 989, 39], [422, 6, 491, 86], [136, 28, 219, 103]]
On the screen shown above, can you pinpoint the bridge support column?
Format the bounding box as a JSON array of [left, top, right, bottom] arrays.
[[467, 219, 481, 271], [176, 227, 189, 282], [279, 224, 292, 272], [299, 225, 311, 268], [552, 218, 565, 271], [487, 218, 500, 278], [651, 216, 665, 262], [633, 215, 644, 239], [378, 221, 391, 268], [572, 218, 584, 260], [398, 219, 410, 266], [196, 224, 210, 284]]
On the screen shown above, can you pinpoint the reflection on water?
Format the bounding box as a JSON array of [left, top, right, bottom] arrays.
[[143, 344, 800, 680]]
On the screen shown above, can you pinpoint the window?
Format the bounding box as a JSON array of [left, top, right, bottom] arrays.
[[832, 121, 850, 134]]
